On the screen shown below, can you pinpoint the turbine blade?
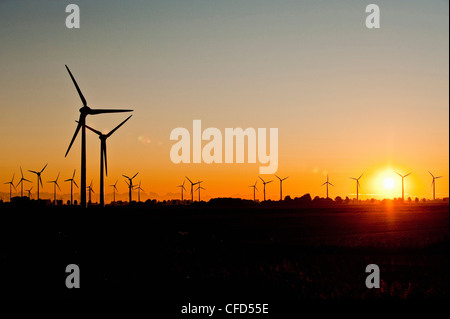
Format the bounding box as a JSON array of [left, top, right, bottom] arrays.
[[132, 172, 139, 179], [102, 141, 108, 176], [275, 175, 281, 180], [436, 176, 443, 179], [56, 172, 60, 181], [56, 183, 61, 191], [106, 115, 132, 138], [329, 182, 335, 187], [20, 167, 24, 178], [267, 180, 273, 184], [404, 172, 412, 177], [40, 163, 48, 173], [73, 180, 79, 188], [429, 171, 434, 178], [28, 170, 38, 174], [283, 176, 289, 180], [39, 176, 43, 188], [89, 109, 133, 115], [65, 65, 87, 106], [84, 123, 102, 136], [123, 175, 130, 179], [259, 176, 265, 183], [395, 172, 402, 177], [65, 120, 82, 157], [358, 173, 363, 180], [185, 176, 193, 184], [73, 169, 76, 179]]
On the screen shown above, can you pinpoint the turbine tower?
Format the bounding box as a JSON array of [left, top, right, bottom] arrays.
[[87, 180, 95, 204], [47, 172, 61, 205], [16, 167, 31, 197], [83, 115, 132, 207], [429, 171, 443, 201], [123, 172, 139, 203], [109, 180, 118, 203], [275, 175, 289, 201], [4, 173, 16, 201], [321, 174, 334, 199], [249, 180, 258, 201], [134, 181, 144, 202], [350, 173, 363, 201], [28, 163, 47, 201], [395, 172, 411, 202], [185, 176, 199, 202], [64, 65, 133, 208], [64, 170, 78, 205], [177, 180, 186, 201], [26, 187, 33, 199], [258, 176, 273, 201]]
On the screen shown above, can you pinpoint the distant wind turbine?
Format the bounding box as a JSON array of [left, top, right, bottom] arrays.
[[87, 180, 95, 204], [185, 176, 199, 202], [109, 180, 118, 203], [47, 172, 61, 205], [321, 174, 334, 199], [429, 171, 443, 201], [134, 181, 144, 202], [28, 163, 47, 201], [123, 172, 139, 203], [26, 186, 33, 199], [16, 167, 31, 197], [350, 173, 363, 201], [275, 175, 289, 201], [4, 173, 16, 201], [249, 180, 258, 201], [64, 65, 133, 208], [177, 180, 186, 201], [258, 176, 273, 201], [395, 172, 411, 202], [196, 184, 206, 202], [83, 115, 132, 207], [64, 170, 78, 205]]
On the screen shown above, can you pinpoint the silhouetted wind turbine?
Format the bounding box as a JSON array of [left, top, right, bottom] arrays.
[[64, 170, 78, 205], [87, 180, 95, 204], [177, 180, 186, 201], [249, 180, 258, 201], [16, 167, 31, 197], [123, 172, 138, 203], [196, 184, 206, 202], [4, 173, 16, 201], [429, 171, 443, 201], [28, 164, 47, 201], [185, 176, 199, 202], [275, 175, 289, 201], [395, 172, 411, 202], [321, 174, 334, 199], [83, 115, 132, 207], [64, 65, 133, 208], [258, 176, 273, 201], [134, 181, 144, 202], [47, 172, 61, 205], [350, 173, 363, 201], [109, 180, 118, 203], [26, 186, 33, 199]]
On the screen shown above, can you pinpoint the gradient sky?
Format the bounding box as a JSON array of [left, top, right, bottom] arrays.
[[0, 0, 448, 202]]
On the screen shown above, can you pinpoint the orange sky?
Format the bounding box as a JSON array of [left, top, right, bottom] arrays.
[[0, 1, 448, 202]]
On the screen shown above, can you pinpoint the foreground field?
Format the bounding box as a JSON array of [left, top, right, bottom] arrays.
[[0, 202, 448, 299]]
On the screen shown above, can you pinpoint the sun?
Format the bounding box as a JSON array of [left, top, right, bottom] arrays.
[[383, 177, 395, 190]]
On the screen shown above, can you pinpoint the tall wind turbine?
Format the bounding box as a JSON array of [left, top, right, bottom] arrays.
[[185, 176, 199, 202], [350, 173, 363, 201], [275, 175, 289, 201], [258, 176, 273, 201], [64, 170, 78, 205], [395, 172, 411, 202], [83, 115, 132, 207], [177, 180, 186, 201], [28, 164, 47, 201], [16, 167, 31, 197], [134, 181, 144, 202], [4, 173, 16, 201], [249, 180, 258, 201], [109, 180, 118, 203], [321, 174, 334, 199], [47, 172, 61, 205], [196, 184, 206, 202], [26, 187, 33, 199], [429, 171, 443, 201], [64, 65, 133, 208], [123, 172, 138, 203], [87, 180, 95, 204]]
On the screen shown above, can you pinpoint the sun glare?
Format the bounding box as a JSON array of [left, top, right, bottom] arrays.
[[383, 177, 395, 190]]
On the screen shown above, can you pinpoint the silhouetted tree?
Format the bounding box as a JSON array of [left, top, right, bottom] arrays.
[[415, 197, 419, 203], [335, 196, 343, 204]]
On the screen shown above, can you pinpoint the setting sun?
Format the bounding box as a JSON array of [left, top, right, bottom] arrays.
[[383, 178, 395, 190]]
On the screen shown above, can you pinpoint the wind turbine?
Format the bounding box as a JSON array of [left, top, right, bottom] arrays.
[[275, 175, 289, 201], [258, 176, 273, 201], [395, 172, 411, 202], [350, 173, 363, 201], [28, 163, 47, 201], [64, 65, 133, 208], [123, 172, 139, 203], [87, 180, 95, 204], [83, 115, 132, 207], [26, 187, 33, 199], [429, 171, 443, 201], [321, 174, 334, 199], [109, 180, 118, 203], [196, 184, 206, 202], [177, 180, 186, 201], [47, 172, 61, 205], [134, 181, 144, 202], [16, 167, 31, 197], [249, 180, 258, 201], [64, 170, 78, 205], [4, 173, 16, 201], [185, 176, 199, 202]]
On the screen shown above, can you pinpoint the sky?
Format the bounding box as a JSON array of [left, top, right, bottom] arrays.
[[0, 0, 448, 202]]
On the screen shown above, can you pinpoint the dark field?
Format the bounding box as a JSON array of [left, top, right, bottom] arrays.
[[0, 202, 448, 301]]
